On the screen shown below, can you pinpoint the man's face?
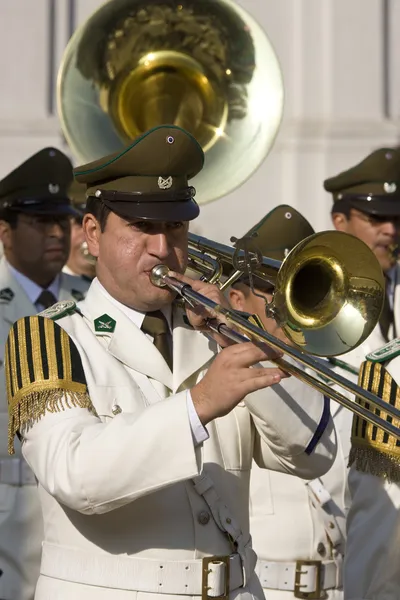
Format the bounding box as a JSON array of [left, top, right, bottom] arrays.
[[84, 211, 189, 311], [332, 208, 400, 272], [67, 217, 96, 278], [0, 213, 71, 286]]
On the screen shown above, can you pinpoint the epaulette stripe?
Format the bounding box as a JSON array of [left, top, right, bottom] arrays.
[[5, 336, 13, 400], [38, 317, 49, 380], [71, 341, 86, 384], [61, 330, 71, 381], [7, 325, 18, 394], [12, 321, 23, 391], [53, 321, 64, 380], [17, 318, 31, 389], [44, 318, 57, 380], [30, 318, 43, 382], [24, 317, 35, 384]]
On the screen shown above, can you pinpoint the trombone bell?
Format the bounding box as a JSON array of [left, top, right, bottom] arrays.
[[274, 231, 385, 356], [187, 230, 385, 357]]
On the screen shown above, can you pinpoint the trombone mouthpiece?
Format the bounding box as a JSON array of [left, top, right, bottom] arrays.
[[150, 265, 169, 287]]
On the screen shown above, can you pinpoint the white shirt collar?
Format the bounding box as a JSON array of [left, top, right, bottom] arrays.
[[6, 260, 60, 306], [93, 278, 172, 331]]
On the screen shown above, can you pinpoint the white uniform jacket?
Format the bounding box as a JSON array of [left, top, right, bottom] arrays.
[[8, 280, 337, 600], [0, 257, 89, 600], [250, 357, 358, 600]]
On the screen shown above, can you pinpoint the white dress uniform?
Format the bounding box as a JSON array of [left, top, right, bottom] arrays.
[[5, 278, 337, 600], [0, 257, 89, 600], [344, 339, 400, 600], [248, 265, 400, 600]]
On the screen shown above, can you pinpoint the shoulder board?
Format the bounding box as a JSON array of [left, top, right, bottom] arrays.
[[328, 357, 359, 376], [38, 300, 77, 321], [366, 338, 400, 363], [349, 360, 400, 482], [6, 315, 95, 455]]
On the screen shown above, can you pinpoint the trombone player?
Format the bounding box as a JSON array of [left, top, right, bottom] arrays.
[[4, 125, 337, 600], [228, 206, 349, 599]]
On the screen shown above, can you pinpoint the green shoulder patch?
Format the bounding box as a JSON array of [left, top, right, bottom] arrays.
[[366, 338, 400, 363]]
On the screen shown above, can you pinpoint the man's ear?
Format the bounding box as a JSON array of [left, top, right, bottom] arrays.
[[82, 214, 100, 258], [331, 212, 348, 232], [0, 220, 12, 250], [228, 286, 246, 310]]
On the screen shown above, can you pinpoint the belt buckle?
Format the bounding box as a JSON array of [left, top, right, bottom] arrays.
[[202, 555, 230, 600], [294, 560, 323, 599]]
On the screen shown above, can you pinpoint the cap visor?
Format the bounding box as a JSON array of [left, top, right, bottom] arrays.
[[13, 204, 79, 217], [349, 197, 400, 217], [103, 199, 200, 222]]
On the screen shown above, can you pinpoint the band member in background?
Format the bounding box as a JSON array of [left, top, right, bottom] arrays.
[[5, 126, 336, 600], [325, 148, 400, 357], [64, 180, 95, 281], [228, 205, 348, 599], [0, 148, 90, 600], [345, 340, 400, 599], [324, 148, 400, 599]]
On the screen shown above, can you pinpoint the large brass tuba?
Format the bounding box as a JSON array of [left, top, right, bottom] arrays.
[[57, 0, 284, 204]]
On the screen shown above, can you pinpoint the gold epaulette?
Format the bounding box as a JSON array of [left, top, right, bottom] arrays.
[[6, 315, 96, 455], [349, 360, 400, 482]]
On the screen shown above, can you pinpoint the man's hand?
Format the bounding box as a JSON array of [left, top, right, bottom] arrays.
[[191, 342, 289, 426], [169, 271, 236, 347]]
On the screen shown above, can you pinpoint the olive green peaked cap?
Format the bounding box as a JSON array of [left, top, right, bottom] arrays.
[[228, 205, 315, 290], [68, 180, 88, 217], [74, 125, 204, 221], [324, 148, 400, 217], [0, 147, 76, 216]]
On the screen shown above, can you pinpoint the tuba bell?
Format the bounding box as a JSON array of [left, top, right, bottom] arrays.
[[57, 0, 284, 204]]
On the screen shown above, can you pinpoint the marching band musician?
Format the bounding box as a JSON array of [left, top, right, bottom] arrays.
[[325, 147, 400, 357], [344, 339, 400, 599], [63, 180, 96, 282], [323, 148, 400, 599], [228, 206, 350, 599], [4, 125, 336, 600], [0, 148, 90, 600]]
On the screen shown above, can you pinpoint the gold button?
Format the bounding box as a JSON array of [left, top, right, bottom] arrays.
[[112, 404, 122, 415], [329, 522, 335, 529], [198, 511, 210, 525], [226, 518, 232, 524]]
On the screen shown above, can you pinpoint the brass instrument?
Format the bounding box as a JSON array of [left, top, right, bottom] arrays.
[[57, 0, 284, 204], [150, 231, 400, 440]]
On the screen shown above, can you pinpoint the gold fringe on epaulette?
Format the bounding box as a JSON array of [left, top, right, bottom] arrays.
[[348, 445, 400, 483], [8, 388, 96, 455]]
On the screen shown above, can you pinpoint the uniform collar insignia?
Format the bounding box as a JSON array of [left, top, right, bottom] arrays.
[[0, 287, 15, 302], [367, 338, 400, 363], [71, 289, 85, 302], [94, 313, 116, 334]]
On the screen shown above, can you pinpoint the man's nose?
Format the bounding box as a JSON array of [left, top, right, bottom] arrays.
[[149, 232, 170, 258]]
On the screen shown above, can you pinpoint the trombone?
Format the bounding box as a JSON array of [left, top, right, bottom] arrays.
[[150, 230, 400, 440]]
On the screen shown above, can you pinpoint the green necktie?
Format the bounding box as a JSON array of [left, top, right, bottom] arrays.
[[142, 311, 173, 370]]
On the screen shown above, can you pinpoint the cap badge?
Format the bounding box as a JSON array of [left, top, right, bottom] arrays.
[[48, 183, 60, 194], [384, 182, 397, 194], [158, 176, 173, 190]]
